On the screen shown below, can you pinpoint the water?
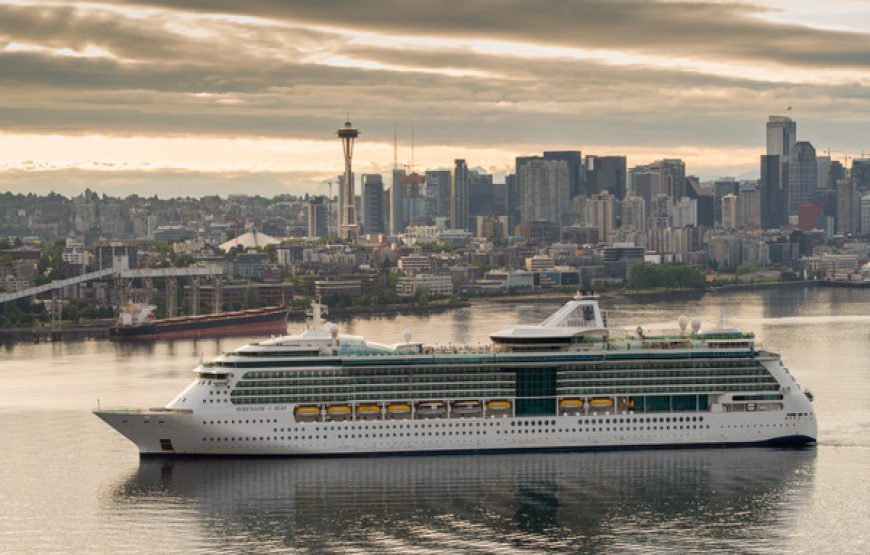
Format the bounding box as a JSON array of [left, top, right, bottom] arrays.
[[1, 287, 869, 553]]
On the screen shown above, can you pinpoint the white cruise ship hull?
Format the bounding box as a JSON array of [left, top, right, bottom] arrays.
[[95, 391, 816, 457]]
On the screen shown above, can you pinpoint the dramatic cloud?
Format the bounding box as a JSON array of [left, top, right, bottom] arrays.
[[0, 0, 867, 196]]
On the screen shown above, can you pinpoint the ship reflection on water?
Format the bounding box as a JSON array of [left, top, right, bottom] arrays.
[[112, 448, 816, 553]]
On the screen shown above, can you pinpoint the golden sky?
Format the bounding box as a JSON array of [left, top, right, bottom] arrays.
[[0, 0, 868, 196]]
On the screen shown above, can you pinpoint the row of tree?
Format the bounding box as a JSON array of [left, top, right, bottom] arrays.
[[628, 263, 706, 290]]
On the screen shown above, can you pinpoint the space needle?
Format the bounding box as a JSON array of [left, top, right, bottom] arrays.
[[337, 119, 360, 241]]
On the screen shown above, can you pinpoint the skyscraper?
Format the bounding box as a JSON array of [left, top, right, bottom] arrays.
[[766, 115, 796, 156], [620, 195, 645, 232], [424, 169, 452, 222], [629, 159, 685, 203], [713, 178, 739, 225], [451, 159, 469, 230], [788, 141, 817, 216], [586, 155, 627, 199], [360, 174, 385, 235], [390, 167, 406, 235], [519, 158, 570, 225], [308, 197, 328, 238], [836, 178, 859, 235], [760, 154, 787, 229], [543, 151, 583, 197]]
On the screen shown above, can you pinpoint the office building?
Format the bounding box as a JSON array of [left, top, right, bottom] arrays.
[[519, 157, 570, 226], [451, 159, 469, 231], [788, 141, 818, 216], [360, 174, 385, 235], [766, 115, 797, 156]]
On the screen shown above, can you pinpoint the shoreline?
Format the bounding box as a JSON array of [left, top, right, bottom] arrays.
[[2, 280, 866, 343]]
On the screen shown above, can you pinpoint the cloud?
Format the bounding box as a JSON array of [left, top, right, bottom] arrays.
[[0, 1, 868, 196], [102, 0, 870, 69]]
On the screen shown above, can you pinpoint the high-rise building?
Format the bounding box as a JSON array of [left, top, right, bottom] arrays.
[[390, 167, 406, 235], [760, 155, 787, 229], [713, 178, 740, 224], [852, 159, 870, 190], [817, 156, 832, 190], [629, 159, 686, 203], [860, 195, 870, 233], [672, 197, 698, 228], [585, 155, 627, 199], [737, 184, 761, 229], [587, 191, 615, 244], [543, 151, 584, 197], [468, 170, 497, 218], [402, 172, 427, 227], [836, 178, 859, 235], [721, 194, 738, 231], [505, 173, 520, 232], [788, 141, 818, 216], [451, 159, 470, 230], [308, 197, 328, 238], [620, 195, 645, 232], [519, 158, 570, 225], [360, 174, 385, 235], [424, 169, 452, 222], [766, 115, 796, 156], [649, 194, 672, 230]]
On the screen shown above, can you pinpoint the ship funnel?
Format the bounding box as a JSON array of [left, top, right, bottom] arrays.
[[678, 315, 689, 332]]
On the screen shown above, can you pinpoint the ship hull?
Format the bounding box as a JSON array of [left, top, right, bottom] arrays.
[[94, 400, 817, 458], [109, 306, 289, 341]]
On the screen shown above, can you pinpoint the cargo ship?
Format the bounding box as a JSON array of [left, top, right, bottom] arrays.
[[109, 303, 289, 341]]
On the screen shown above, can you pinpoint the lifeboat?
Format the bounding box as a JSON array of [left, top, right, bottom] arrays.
[[326, 405, 351, 420], [451, 400, 483, 416], [387, 403, 412, 419], [416, 401, 446, 418], [559, 399, 584, 408], [486, 400, 512, 410], [589, 398, 614, 408], [294, 405, 321, 421], [356, 404, 382, 419]]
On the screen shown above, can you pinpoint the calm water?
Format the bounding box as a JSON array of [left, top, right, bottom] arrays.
[[2, 287, 869, 553]]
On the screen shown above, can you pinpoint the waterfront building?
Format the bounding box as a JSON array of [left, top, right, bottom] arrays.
[[396, 273, 454, 297]]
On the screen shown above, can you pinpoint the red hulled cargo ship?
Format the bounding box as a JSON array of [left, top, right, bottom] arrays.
[[109, 303, 290, 341]]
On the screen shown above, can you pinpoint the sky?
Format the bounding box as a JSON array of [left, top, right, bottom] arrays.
[[0, 0, 868, 197]]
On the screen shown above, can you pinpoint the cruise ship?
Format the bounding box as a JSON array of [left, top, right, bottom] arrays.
[[95, 295, 817, 456]]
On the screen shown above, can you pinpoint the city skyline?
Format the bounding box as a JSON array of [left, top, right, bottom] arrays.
[[0, 1, 868, 197]]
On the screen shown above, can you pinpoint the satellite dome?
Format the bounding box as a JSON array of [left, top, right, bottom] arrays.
[[691, 318, 702, 333], [403, 329, 413, 343], [678, 315, 689, 332]]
